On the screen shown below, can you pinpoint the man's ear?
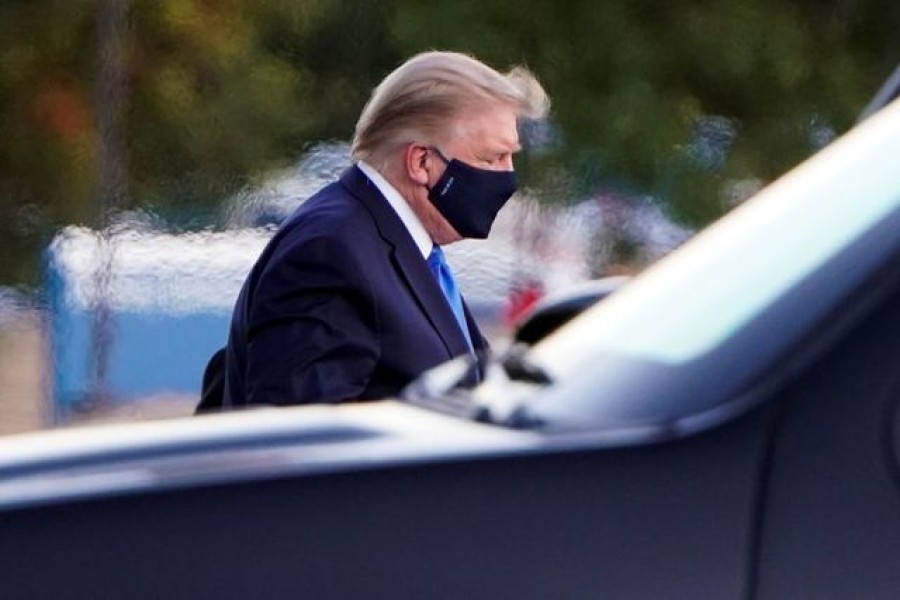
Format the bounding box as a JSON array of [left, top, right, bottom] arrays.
[[404, 143, 431, 186]]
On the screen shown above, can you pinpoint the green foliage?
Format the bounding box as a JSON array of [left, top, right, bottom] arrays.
[[125, 0, 317, 207], [389, 0, 900, 223], [0, 0, 898, 285]]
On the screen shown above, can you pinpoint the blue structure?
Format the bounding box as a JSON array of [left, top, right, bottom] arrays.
[[45, 227, 271, 413]]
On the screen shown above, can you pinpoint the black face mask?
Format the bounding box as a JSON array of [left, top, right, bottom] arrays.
[[426, 147, 517, 239]]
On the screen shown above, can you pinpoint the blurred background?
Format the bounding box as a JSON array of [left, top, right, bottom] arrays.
[[1, 0, 897, 434]]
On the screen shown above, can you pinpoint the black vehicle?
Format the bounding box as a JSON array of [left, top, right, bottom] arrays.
[[1, 92, 900, 599]]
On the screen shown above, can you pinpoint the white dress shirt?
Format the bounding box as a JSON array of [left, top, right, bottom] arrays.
[[356, 161, 433, 259]]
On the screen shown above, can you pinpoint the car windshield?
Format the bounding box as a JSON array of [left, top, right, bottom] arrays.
[[535, 98, 900, 372]]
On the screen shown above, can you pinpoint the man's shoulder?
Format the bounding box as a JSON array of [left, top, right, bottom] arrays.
[[262, 180, 382, 263], [283, 178, 376, 236]]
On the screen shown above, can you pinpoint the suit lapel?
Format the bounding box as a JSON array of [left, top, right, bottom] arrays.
[[339, 167, 472, 358]]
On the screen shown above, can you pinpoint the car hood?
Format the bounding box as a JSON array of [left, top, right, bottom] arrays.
[[0, 401, 538, 511]]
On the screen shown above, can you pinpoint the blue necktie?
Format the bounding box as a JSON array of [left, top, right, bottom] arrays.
[[427, 245, 473, 351]]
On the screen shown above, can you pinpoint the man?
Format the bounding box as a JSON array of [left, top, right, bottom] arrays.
[[211, 51, 549, 409]]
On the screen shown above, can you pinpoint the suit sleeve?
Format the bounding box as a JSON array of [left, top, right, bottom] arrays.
[[243, 235, 381, 406]]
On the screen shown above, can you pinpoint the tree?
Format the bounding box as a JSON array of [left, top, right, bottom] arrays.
[[0, 0, 345, 285], [388, 0, 900, 225]]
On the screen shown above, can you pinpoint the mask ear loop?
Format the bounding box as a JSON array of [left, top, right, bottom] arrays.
[[429, 146, 451, 165], [425, 146, 451, 193]]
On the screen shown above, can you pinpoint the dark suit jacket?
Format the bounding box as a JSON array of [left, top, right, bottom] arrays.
[[222, 165, 487, 407]]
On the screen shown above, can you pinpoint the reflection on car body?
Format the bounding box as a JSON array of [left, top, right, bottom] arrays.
[[1, 95, 900, 599]]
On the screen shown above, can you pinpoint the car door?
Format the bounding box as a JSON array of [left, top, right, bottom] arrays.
[[753, 261, 900, 600]]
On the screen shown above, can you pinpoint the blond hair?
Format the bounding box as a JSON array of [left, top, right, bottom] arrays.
[[351, 51, 549, 169]]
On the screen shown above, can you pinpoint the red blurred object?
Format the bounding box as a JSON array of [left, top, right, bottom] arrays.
[[31, 82, 91, 140], [503, 278, 545, 328]]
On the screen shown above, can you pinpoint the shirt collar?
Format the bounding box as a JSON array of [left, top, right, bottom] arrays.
[[357, 161, 432, 258]]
